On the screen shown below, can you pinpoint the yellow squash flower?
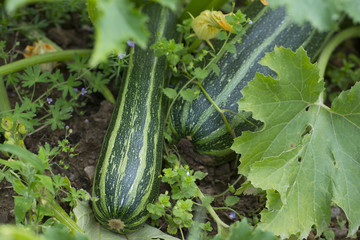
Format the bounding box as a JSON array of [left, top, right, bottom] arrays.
[[191, 10, 233, 41]]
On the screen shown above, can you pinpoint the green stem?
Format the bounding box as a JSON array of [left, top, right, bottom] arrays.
[[196, 81, 234, 136], [318, 26, 360, 81], [0, 78, 11, 112], [179, 227, 185, 240], [187, 39, 201, 53], [165, 78, 195, 125], [0, 49, 92, 76], [222, 109, 257, 127], [197, 188, 229, 234]]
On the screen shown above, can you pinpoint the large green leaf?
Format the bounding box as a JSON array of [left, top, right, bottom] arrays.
[[74, 198, 179, 240], [231, 47, 360, 239], [268, 0, 360, 31], [89, 0, 149, 66]]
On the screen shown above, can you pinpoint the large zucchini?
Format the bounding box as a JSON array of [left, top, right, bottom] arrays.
[[92, 4, 176, 233], [170, 3, 332, 165]]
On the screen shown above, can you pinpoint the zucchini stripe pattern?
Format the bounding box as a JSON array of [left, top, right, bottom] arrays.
[[92, 4, 176, 233], [170, 4, 332, 165]]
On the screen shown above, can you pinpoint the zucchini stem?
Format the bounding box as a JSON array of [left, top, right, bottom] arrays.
[[0, 49, 92, 76], [196, 81, 234, 137], [318, 26, 360, 81], [196, 188, 229, 234], [222, 109, 257, 127]]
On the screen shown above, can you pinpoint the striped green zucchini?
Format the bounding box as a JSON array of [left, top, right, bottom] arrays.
[[92, 4, 176, 233], [170, 3, 332, 165]]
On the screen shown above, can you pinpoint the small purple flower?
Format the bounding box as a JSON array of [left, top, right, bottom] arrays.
[[81, 88, 87, 96], [127, 40, 136, 47], [169, 83, 174, 88], [47, 98, 53, 104], [73, 88, 78, 92], [84, 119, 89, 123], [66, 125, 69, 129], [248, 19, 253, 25], [118, 53, 126, 60], [229, 212, 237, 220]]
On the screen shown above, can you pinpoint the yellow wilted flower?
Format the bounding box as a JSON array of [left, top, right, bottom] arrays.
[[23, 40, 57, 72], [191, 10, 233, 41]]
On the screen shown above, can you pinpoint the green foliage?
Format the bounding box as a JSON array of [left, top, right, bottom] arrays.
[[163, 88, 178, 99], [268, 0, 360, 31], [152, 37, 185, 71], [147, 154, 210, 236], [0, 54, 112, 132], [5, 0, 89, 30], [325, 53, 360, 102], [232, 46, 360, 238], [45, 99, 73, 130], [323, 228, 335, 240], [62, 188, 89, 208], [161, 164, 206, 200], [225, 8, 248, 34], [0, 142, 89, 230], [213, 218, 278, 240], [224, 196, 240, 207], [179, 88, 199, 102], [193, 67, 209, 80], [0, 41, 10, 61]]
